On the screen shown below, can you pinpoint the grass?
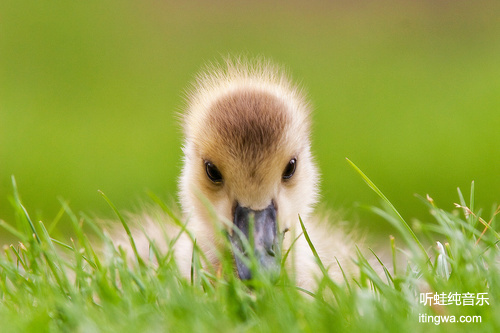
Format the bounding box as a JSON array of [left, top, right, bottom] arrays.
[[0, 162, 499, 332]]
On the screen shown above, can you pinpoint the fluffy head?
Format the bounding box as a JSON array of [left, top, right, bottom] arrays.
[[179, 58, 319, 245]]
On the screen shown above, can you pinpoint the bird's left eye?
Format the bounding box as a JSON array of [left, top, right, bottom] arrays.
[[282, 158, 297, 180], [205, 161, 223, 184]]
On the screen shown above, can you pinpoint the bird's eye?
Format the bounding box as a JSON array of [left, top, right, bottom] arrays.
[[205, 161, 223, 184], [282, 158, 297, 180]]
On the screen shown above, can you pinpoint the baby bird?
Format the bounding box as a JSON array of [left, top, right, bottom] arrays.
[[111, 58, 357, 290], [174, 58, 355, 288]]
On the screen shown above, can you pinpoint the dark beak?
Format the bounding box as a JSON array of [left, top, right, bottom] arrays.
[[229, 202, 281, 282]]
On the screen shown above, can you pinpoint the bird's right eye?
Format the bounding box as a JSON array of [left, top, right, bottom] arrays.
[[282, 158, 297, 180], [205, 161, 223, 184]]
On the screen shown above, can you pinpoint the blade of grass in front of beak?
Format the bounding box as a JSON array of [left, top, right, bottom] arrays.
[[195, 190, 257, 278]]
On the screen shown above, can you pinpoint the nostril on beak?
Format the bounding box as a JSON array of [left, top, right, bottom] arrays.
[[266, 245, 276, 257]]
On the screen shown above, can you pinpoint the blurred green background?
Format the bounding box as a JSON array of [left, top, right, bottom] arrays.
[[1, 0, 499, 236]]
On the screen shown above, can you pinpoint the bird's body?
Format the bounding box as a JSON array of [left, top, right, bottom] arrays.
[[117, 58, 357, 289]]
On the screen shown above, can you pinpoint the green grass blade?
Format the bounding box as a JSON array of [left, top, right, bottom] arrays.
[[298, 215, 344, 306], [9, 245, 28, 271], [346, 158, 427, 259], [334, 256, 352, 293], [11, 176, 40, 244], [48, 201, 67, 234], [98, 190, 145, 268], [470, 181, 475, 222], [0, 219, 27, 242], [390, 235, 397, 276], [368, 248, 394, 286], [281, 232, 303, 272]]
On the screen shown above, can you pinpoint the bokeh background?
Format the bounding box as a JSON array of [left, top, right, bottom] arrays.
[[1, 0, 499, 238]]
